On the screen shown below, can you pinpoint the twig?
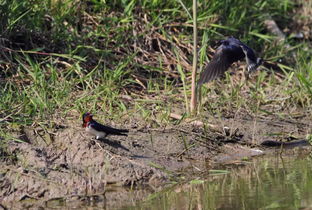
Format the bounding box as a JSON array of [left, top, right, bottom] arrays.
[[169, 113, 216, 128]]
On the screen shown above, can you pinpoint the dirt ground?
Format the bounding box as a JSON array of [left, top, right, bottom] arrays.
[[0, 112, 311, 209]]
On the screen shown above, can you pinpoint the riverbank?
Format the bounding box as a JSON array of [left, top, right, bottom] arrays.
[[1, 109, 310, 208], [1, 0, 312, 208]]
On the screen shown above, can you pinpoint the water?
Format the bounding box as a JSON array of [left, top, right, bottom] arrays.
[[124, 148, 312, 210], [41, 147, 312, 209]]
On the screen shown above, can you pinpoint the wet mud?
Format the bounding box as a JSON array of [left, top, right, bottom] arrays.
[[0, 114, 311, 208]]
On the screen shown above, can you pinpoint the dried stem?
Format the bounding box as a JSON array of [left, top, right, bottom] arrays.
[[190, 0, 198, 114]]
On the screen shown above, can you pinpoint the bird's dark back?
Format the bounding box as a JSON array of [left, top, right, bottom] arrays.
[[218, 38, 245, 63], [91, 121, 128, 135]]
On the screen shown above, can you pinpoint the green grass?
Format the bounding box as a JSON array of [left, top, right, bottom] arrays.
[[0, 0, 311, 147]]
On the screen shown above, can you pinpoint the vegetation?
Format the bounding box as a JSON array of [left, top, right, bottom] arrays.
[[1, 1, 312, 208], [0, 0, 311, 143]]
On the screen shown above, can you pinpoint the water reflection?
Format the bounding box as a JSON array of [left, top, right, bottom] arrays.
[[127, 148, 312, 210]]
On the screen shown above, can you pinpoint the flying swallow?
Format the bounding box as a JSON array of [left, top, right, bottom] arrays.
[[198, 37, 262, 85]]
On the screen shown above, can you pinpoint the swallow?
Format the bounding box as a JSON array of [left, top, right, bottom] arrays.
[[198, 37, 263, 85], [82, 112, 129, 139]]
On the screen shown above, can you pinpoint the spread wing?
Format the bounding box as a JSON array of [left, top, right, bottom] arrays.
[[198, 47, 233, 85], [91, 121, 129, 136], [198, 37, 261, 85]]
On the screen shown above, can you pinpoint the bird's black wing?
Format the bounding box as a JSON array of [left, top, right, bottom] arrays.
[[91, 121, 129, 136], [198, 47, 233, 85]]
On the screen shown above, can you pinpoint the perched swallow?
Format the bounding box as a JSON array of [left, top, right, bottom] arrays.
[[82, 112, 128, 139], [198, 37, 262, 85]]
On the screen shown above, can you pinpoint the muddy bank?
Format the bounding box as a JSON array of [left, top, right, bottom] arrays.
[[0, 120, 216, 207], [0, 114, 311, 208]]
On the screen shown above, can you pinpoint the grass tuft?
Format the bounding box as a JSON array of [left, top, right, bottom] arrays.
[[0, 0, 311, 149]]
